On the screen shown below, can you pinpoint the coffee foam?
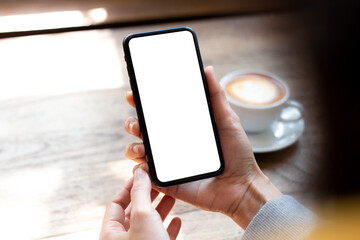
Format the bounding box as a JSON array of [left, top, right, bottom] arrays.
[[226, 74, 286, 106]]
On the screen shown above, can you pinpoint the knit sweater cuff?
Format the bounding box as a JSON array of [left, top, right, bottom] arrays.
[[242, 195, 317, 240]]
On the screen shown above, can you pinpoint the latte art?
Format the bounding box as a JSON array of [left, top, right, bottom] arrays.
[[225, 74, 286, 106]]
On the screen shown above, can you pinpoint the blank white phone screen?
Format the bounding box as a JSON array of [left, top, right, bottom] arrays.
[[129, 30, 221, 182]]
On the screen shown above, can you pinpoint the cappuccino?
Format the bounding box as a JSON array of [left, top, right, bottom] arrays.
[[225, 74, 286, 106]]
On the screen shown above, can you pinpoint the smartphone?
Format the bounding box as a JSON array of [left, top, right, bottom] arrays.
[[123, 27, 224, 187]]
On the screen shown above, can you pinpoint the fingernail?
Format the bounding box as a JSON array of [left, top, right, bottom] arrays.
[[208, 65, 214, 72], [129, 121, 134, 131], [135, 168, 145, 178], [133, 144, 139, 153]]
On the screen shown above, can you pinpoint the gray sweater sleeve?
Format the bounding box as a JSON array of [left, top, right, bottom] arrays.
[[242, 195, 317, 240]]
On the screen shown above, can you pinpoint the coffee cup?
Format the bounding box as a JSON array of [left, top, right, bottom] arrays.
[[220, 70, 303, 133]]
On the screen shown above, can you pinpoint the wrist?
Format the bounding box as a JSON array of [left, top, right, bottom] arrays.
[[228, 170, 282, 229]]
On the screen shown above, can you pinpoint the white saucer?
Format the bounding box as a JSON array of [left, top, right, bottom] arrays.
[[247, 117, 304, 153]]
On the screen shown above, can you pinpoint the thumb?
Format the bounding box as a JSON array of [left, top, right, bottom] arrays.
[[205, 66, 234, 124], [131, 168, 153, 213]]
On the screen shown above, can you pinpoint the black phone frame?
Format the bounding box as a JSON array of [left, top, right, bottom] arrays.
[[123, 27, 224, 187]]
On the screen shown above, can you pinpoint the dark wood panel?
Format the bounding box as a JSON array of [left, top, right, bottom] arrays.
[[0, 0, 296, 33]]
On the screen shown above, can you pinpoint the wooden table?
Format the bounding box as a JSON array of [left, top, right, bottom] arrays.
[[0, 12, 325, 239]]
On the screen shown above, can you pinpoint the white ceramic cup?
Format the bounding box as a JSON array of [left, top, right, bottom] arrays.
[[220, 70, 303, 133]]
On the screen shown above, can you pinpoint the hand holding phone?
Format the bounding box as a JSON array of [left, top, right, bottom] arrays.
[[124, 65, 282, 229]]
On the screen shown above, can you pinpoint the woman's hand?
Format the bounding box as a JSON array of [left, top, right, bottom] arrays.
[[124, 66, 282, 228], [100, 168, 181, 240]]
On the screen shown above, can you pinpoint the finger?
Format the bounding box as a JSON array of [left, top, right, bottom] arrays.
[[125, 142, 146, 163], [133, 163, 150, 176], [125, 189, 159, 219], [102, 177, 133, 231], [123, 188, 159, 231], [131, 168, 153, 213], [133, 163, 165, 194], [156, 195, 176, 222], [151, 189, 160, 202], [125, 91, 135, 108], [132, 164, 195, 209], [205, 66, 235, 125], [167, 217, 182, 240], [124, 117, 142, 139]]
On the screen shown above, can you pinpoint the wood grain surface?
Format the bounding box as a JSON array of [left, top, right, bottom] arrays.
[[0, 0, 294, 26], [0, 12, 324, 239]]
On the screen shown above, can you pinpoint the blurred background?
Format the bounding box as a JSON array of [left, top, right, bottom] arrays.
[[0, 0, 359, 239]]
